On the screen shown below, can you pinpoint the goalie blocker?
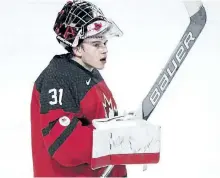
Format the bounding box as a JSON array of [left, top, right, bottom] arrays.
[[91, 115, 161, 169]]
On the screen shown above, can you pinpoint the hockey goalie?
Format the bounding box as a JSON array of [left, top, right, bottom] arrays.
[[30, 0, 206, 176], [30, 0, 161, 177]]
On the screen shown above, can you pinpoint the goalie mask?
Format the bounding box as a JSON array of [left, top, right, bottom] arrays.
[[53, 0, 123, 52]]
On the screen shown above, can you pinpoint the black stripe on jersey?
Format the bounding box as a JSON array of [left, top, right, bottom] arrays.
[[42, 119, 59, 136], [48, 117, 79, 156]]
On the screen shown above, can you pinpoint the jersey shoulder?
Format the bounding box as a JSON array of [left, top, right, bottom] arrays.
[[35, 53, 78, 92]]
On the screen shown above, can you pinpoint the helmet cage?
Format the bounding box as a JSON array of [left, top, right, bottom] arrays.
[[54, 0, 123, 49]]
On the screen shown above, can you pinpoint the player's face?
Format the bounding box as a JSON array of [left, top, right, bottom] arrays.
[[80, 37, 108, 70]]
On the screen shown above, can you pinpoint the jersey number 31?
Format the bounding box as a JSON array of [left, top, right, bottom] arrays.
[[49, 88, 63, 105]]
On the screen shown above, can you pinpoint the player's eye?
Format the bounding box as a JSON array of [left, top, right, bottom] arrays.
[[93, 43, 101, 47], [90, 41, 108, 48]]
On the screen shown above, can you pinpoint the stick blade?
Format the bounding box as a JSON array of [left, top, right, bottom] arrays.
[[184, 1, 203, 17]]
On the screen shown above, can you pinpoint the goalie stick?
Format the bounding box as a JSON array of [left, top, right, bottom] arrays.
[[142, 1, 207, 120], [101, 1, 207, 177]]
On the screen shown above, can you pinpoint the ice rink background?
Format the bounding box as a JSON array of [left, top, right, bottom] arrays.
[[0, 0, 220, 177]]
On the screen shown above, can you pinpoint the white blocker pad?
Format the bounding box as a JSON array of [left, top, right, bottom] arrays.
[[91, 118, 161, 169]]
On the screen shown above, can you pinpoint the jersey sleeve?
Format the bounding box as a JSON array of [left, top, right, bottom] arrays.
[[39, 72, 93, 167]]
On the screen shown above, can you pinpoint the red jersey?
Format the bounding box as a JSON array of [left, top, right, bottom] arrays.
[[30, 53, 127, 177]]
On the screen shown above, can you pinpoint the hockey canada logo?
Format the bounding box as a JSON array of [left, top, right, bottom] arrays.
[[94, 23, 102, 31], [102, 93, 118, 118]]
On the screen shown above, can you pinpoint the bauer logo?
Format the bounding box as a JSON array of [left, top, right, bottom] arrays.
[[150, 31, 195, 106]]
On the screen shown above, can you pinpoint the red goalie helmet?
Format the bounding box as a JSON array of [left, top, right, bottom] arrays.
[[53, 0, 123, 52]]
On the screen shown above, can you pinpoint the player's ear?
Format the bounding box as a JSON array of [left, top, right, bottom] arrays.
[[73, 46, 83, 57], [72, 39, 85, 57]]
